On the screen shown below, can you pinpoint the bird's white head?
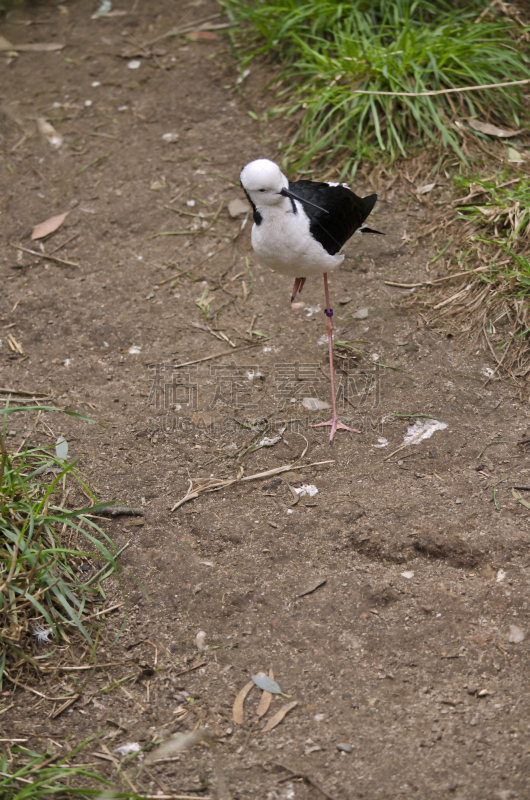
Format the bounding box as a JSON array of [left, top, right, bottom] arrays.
[[240, 159, 288, 206]]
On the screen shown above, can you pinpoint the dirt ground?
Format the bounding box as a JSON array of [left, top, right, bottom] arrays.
[[1, 2, 530, 798]]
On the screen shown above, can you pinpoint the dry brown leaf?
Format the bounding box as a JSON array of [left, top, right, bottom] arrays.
[[31, 212, 70, 240], [466, 117, 524, 138], [256, 668, 274, 718], [232, 680, 254, 725], [0, 35, 14, 50], [259, 700, 298, 733], [416, 183, 436, 195]]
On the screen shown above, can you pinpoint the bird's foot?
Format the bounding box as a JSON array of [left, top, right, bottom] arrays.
[[310, 418, 361, 444]]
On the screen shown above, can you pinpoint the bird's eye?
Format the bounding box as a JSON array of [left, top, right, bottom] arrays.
[[258, 189, 266, 192]]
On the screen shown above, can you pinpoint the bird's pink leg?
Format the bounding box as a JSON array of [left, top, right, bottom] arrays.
[[311, 272, 361, 443], [291, 277, 306, 302]]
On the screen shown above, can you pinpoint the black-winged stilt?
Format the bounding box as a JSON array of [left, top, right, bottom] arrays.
[[240, 158, 384, 443]]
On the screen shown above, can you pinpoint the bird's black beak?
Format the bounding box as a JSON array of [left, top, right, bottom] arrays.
[[280, 187, 329, 214]]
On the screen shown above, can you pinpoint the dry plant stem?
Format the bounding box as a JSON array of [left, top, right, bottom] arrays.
[[170, 459, 333, 512], [385, 266, 489, 289], [277, 764, 338, 800], [352, 77, 530, 97], [0, 387, 50, 397], [10, 243, 79, 268], [169, 340, 266, 370]]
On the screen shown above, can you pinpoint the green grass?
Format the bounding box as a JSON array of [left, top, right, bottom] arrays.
[[451, 171, 530, 302], [0, 402, 123, 683], [224, 0, 530, 176], [454, 172, 530, 244], [0, 739, 150, 799]]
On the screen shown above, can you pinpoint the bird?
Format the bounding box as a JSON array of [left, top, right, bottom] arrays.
[[240, 158, 384, 443]]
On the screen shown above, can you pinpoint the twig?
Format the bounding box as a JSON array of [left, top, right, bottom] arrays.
[[165, 340, 269, 370], [171, 459, 333, 512], [174, 660, 207, 677], [277, 763, 338, 800], [352, 78, 530, 96], [0, 387, 51, 397], [50, 694, 80, 719], [41, 660, 124, 672], [97, 506, 144, 517], [9, 243, 79, 268], [383, 428, 430, 461], [384, 266, 489, 288]]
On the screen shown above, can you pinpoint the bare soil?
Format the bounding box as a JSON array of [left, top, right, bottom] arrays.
[[1, 2, 530, 799]]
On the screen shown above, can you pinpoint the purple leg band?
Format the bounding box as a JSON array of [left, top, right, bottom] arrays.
[[325, 308, 333, 318]]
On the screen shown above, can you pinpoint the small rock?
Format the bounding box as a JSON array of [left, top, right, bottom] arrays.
[[336, 742, 352, 753], [455, 498, 462, 504], [477, 689, 492, 697], [401, 571, 414, 580], [162, 132, 179, 143], [228, 198, 250, 218], [415, 472, 426, 478], [339, 297, 352, 305], [195, 630, 206, 650], [351, 307, 369, 319], [508, 624, 525, 643]]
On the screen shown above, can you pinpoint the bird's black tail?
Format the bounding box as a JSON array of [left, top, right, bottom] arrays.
[[361, 193, 377, 223]]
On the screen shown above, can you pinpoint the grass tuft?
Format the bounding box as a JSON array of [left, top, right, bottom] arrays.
[[224, 0, 530, 175], [0, 402, 122, 684]]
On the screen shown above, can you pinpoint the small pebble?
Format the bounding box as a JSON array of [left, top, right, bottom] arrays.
[[336, 742, 352, 753]]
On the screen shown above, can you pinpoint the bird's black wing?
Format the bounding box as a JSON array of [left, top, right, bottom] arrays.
[[289, 180, 377, 256]]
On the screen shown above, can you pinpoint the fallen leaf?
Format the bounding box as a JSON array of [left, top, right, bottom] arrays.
[[31, 211, 70, 240], [55, 436, 68, 463], [150, 176, 167, 191], [416, 183, 436, 195], [259, 700, 298, 733], [507, 147, 525, 163], [512, 488, 530, 510], [467, 118, 524, 138], [232, 680, 254, 725], [256, 668, 274, 718], [228, 198, 250, 218], [37, 118, 63, 149], [252, 674, 283, 695], [0, 35, 15, 50], [187, 31, 217, 40], [301, 397, 330, 411]]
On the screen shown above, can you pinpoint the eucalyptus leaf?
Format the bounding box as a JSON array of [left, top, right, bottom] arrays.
[[252, 673, 282, 694]]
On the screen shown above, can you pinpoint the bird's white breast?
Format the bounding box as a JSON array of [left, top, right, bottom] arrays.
[[251, 198, 343, 278]]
